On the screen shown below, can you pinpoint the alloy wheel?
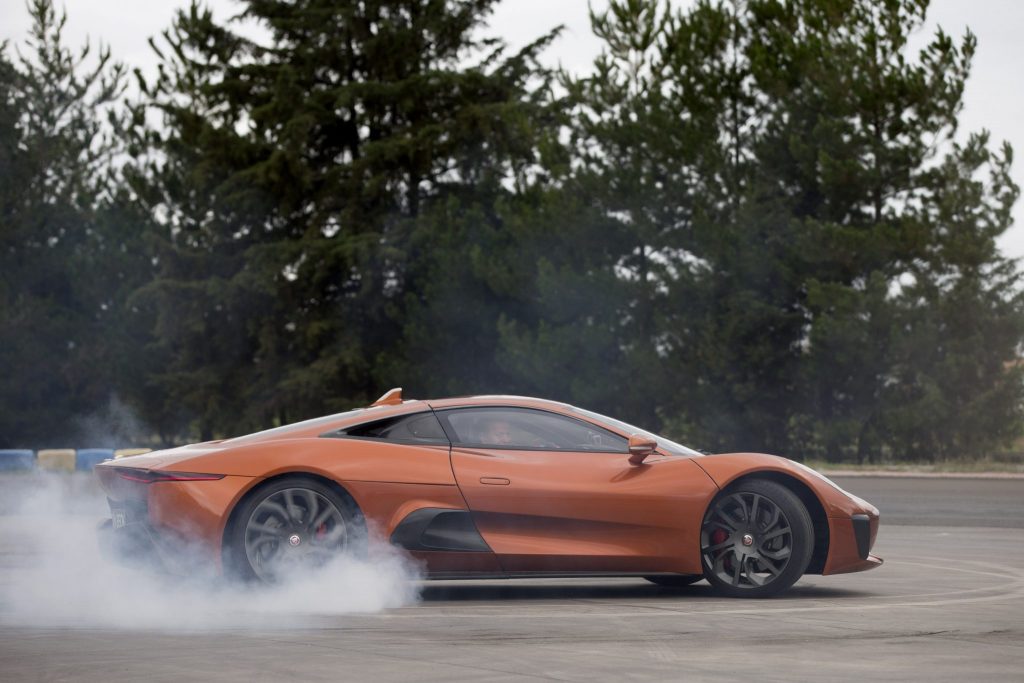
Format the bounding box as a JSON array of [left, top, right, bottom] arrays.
[[701, 490, 795, 589], [243, 486, 349, 582]]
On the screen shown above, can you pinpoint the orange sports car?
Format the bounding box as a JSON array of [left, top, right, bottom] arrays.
[[95, 390, 881, 597]]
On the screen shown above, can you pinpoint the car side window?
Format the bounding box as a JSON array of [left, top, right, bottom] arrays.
[[440, 408, 627, 452], [332, 412, 449, 445]]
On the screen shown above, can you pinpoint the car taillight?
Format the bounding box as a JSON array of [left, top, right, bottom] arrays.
[[114, 468, 225, 484]]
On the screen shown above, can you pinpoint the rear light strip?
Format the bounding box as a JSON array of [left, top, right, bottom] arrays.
[[115, 468, 225, 484]]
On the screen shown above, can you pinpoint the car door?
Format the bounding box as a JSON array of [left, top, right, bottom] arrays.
[[326, 410, 504, 577], [437, 406, 716, 575]]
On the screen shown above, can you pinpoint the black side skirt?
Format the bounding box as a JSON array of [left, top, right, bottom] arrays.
[[390, 508, 492, 553]]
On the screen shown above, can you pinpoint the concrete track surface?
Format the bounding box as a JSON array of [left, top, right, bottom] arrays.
[[1, 474, 1022, 682]]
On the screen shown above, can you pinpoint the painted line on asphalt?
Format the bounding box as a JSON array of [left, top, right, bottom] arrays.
[[359, 557, 1024, 620]]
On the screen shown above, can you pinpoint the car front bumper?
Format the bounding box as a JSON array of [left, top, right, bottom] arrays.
[[823, 513, 883, 575]]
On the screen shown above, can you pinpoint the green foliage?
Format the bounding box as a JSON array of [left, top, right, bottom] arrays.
[[129, 0, 559, 438], [0, 0, 1019, 460], [0, 0, 130, 447], [501, 0, 1023, 460], [745, 0, 1022, 461]]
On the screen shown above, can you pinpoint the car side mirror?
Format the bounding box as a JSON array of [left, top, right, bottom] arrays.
[[628, 434, 657, 466]]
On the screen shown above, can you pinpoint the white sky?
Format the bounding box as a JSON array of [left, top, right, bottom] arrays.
[[3, 0, 1022, 259]]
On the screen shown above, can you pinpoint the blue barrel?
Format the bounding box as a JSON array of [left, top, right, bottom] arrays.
[[0, 449, 35, 471], [76, 448, 115, 471]]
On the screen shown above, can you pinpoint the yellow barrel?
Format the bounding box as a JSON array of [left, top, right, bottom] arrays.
[[36, 449, 76, 473], [114, 448, 152, 459]]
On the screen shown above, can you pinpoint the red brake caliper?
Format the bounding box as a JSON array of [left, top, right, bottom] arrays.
[[711, 528, 730, 569]]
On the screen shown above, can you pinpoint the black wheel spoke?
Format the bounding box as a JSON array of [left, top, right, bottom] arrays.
[[283, 489, 300, 523], [759, 556, 783, 575], [731, 554, 743, 585], [302, 489, 320, 530], [745, 560, 770, 586], [706, 539, 733, 554], [250, 534, 278, 549], [761, 505, 781, 530], [310, 506, 334, 531], [729, 493, 749, 522], [716, 508, 742, 531], [761, 525, 790, 542], [257, 500, 290, 524], [248, 522, 284, 537], [760, 545, 791, 561]]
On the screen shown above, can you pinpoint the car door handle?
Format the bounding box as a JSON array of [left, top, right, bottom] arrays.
[[479, 477, 510, 486]]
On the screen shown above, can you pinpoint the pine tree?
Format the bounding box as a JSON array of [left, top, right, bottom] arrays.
[[745, 0, 1021, 461], [501, 0, 805, 444], [500, 0, 706, 429], [0, 0, 127, 446], [134, 0, 557, 436], [881, 134, 1022, 460], [519, 0, 1022, 460]]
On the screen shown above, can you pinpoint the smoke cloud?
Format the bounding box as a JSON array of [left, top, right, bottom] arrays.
[[72, 395, 151, 449], [0, 473, 423, 631]]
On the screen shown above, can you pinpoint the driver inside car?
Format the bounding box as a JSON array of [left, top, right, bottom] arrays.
[[482, 419, 514, 446]]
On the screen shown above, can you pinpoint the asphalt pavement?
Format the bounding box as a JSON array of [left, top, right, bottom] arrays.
[[832, 474, 1024, 528], [0, 473, 1021, 682]]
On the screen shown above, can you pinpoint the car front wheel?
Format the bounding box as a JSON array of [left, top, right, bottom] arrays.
[[700, 479, 813, 598]]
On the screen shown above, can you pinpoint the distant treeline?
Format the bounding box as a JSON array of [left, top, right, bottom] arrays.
[[1, 0, 1021, 461]]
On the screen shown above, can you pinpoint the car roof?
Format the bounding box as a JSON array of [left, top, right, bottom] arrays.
[[228, 395, 578, 445], [224, 400, 429, 444], [425, 395, 573, 412]]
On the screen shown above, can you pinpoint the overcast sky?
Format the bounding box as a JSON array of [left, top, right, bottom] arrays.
[[3, 0, 1022, 259]]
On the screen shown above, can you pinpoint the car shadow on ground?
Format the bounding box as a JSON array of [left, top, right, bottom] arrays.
[[417, 581, 872, 602]]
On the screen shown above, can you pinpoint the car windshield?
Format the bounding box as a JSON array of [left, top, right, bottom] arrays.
[[570, 407, 703, 457]]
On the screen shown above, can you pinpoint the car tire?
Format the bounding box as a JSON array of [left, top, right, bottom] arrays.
[[225, 476, 364, 583], [700, 478, 813, 598]]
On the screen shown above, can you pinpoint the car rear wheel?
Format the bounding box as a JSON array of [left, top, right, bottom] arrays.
[[700, 479, 813, 598], [227, 477, 363, 583]]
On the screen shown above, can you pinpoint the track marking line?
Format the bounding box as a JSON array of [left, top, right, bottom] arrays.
[[352, 557, 1024, 620]]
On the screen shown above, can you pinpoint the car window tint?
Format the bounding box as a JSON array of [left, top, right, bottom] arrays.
[[342, 412, 449, 444], [442, 408, 627, 452], [570, 406, 702, 456]]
